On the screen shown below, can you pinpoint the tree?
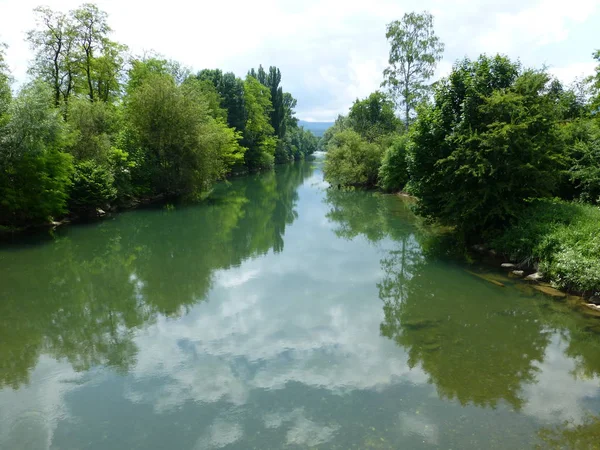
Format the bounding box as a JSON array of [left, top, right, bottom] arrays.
[[382, 11, 444, 129], [0, 43, 10, 127], [347, 91, 400, 141], [125, 73, 243, 197], [242, 76, 276, 170], [27, 4, 126, 107], [71, 3, 126, 102], [26, 6, 77, 109], [0, 82, 73, 227], [590, 50, 600, 112], [323, 129, 383, 188], [410, 55, 562, 235], [197, 69, 247, 133], [378, 134, 409, 192]]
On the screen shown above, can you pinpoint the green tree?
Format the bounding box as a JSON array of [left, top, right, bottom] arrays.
[[0, 82, 73, 227], [242, 76, 276, 170], [125, 73, 243, 197], [323, 129, 383, 188], [378, 134, 409, 192], [410, 55, 562, 235], [347, 91, 400, 141], [382, 11, 444, 129], [26, 6, 77, 109], [197, 69, 247, 133], [590, 50, 600, 111]]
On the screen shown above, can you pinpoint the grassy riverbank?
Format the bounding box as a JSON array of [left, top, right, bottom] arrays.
[[492, 199, 600, 297]]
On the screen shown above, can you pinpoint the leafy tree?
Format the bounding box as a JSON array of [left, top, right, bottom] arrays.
[[410, 55, 562, 235], [378, 134, 409, 192], [323, 129, 383, 188], [27, 4, 126, 107], [0, 82, 73, 227], [125, 73, 243, 197], [347, 91, 400, 141], [71, 3, 125, 102], [321, 114, 350, 150], [242, 76, 276, 170], [590, 50, 600, 112], [26, 7, 77, 108], [66, 96, 121, 162], [197, 69, 247, 133], [382, 11, 444, 129], [0, 43, 10, 127], [69, 159, 117, 214]]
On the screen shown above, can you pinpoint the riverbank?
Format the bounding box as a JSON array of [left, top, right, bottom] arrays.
[[392, 193, 600, 307], [490, 198, 600, 302]]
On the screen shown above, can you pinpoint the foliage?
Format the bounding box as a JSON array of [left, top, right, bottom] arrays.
[[409, 56, 563, 235], [378, 134, 409, 192], [0, 82, 73, 226], [382, 11, 444, 129], [69, 159, 117, 213], [559, 118, 600, 203], [66, 96, 120, 162], [492, 198, 600, 294], [324, 129, 384, 188], [125, 73, 243, 197], [242, 76, 276, 170], [347, 91, 401, 141], [321, 114, 351, 150], [590, 49, 600, 112], [27, 4, 127, 108]]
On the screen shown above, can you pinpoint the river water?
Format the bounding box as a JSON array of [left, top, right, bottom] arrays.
[[1, 154, 600, 449]]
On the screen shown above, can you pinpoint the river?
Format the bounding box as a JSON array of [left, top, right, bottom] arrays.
[[1, 154, 600, 449]]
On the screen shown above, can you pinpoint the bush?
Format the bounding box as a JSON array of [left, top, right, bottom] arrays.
[[323, 129, 384, 188], [493, 199, 600, 294], [69, 160, 117, 214], [0, 150, 73, 227], [409, 56, 562, 235], [379, 135, 409, 192], [569, 120, 600, 204]]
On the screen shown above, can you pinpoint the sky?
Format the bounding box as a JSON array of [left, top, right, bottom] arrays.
[[1, 0, 599, 121]]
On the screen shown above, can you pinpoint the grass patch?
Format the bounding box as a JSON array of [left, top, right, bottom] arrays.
[[492, 199, 600, 295]]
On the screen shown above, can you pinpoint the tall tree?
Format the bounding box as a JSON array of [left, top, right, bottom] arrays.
[[591, 49, 600, 112], [347, 91, 400, 141], [382, 11, 444, 129], [197, 69, 247, 133], [26, 7, 77, 108], [0, 43, 10, 124], [242, 76, 276, 170], [70, 3, 126, 102]]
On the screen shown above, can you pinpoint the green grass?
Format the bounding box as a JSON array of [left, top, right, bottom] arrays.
[[492, 199, 600, 295]]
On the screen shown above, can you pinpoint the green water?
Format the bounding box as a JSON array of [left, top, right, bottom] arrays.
[[1, 154, 600, 449]]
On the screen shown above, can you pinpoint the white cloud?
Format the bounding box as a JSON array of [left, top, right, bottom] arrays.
[[1, 0, 598, 120]]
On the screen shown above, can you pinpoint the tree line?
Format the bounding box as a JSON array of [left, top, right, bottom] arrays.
[[323, 11, 600, 295], [0, 3, 318, 230]]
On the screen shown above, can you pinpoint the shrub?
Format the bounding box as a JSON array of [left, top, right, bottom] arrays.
[[409, 56, 562, 235], [379, 134, 409, 192], [323, 129, 384, 188], [493, 199, 600, 294], [69, 160, 117, 214]]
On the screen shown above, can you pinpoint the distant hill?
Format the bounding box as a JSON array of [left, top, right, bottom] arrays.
[[298, 120, 334, 138]]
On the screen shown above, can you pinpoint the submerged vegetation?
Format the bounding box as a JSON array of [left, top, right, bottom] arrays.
[[0, 4, 317, 231], [323, 10, 600, 296]]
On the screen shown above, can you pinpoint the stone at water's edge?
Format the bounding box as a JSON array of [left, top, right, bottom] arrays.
[[501, 263, 516, 268], [511, 270, 524, 277], [533, 285, 567, 298], [525, 272, 544, 281]]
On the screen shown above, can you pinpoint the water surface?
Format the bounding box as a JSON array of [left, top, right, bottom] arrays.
[[1, 155, 600, 449]]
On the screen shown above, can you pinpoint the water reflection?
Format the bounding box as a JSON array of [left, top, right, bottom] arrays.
[[1, 160, 600, 449], [0, 161, 313, 390], [324, 188, 600, 418]]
